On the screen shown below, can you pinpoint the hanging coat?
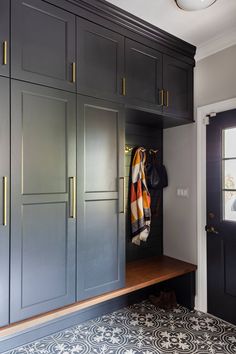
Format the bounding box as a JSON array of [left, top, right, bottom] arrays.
[[130, 148, 151, 246]]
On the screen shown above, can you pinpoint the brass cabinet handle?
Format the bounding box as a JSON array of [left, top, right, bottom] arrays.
[[164, 90, 169, 107], [3, 41, 7, 65], [2, 177, 7, 226], [119, 177, 125, 214], [122, 77, 126, 96], [72, 62, 76, 83], [69, 177, 76, 218], [205, 225, 219, 234], [159, 89, 164, 106]]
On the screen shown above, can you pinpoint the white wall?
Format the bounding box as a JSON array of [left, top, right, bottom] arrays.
[[163, 44, 236, 265]]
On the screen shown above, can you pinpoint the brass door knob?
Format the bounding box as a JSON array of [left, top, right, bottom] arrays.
[[205, 225, 219, 234]]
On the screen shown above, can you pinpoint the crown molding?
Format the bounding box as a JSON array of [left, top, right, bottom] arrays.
[[195, 27, 236, 61]]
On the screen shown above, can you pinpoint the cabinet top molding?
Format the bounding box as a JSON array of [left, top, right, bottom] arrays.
[[48, 0, 196, 63]]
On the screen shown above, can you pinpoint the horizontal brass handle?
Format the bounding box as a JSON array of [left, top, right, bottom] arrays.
[[205, 225, 219, 234]]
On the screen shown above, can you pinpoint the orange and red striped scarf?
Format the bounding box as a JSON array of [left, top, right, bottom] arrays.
[[130, 148, 151, 245]]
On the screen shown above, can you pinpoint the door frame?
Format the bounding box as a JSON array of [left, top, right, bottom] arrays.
[[196, 97, 236, 313]]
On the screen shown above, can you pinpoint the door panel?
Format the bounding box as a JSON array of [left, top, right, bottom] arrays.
[[0, 0, 9, 77], [11, 81, 76, 323], [207, 109, 236, 324], [125, 39, 163, 111], [163, 55, 193, 120], [77, 96, 125, 301], [77, 18, 124, 101], [12, 0, 76, 92], [0, 77, 10, 326]]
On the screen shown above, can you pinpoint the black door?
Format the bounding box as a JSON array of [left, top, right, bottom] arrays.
[[77, 95, 125, 301], [163, 55, 193, 121], [207, 109, 236, 324], [0, 0, 9, 77], [10, 81, 76, 322], [125, 39, 163, 112], [77, 18, 124, 102], [11, 0, 76, 92], [0, 77, 10, 326]]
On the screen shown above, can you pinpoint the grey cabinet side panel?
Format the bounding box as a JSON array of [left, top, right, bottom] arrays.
[[0, 77, 10, 326]]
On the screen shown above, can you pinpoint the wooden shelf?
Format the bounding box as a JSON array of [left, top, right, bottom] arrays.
[[0, 256, 197, 338]]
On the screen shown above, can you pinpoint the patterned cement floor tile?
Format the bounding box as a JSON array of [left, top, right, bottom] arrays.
[[4, 301, 236, 354]]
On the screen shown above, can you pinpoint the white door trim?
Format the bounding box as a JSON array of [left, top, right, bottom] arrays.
[[196, 97, 236, 312]]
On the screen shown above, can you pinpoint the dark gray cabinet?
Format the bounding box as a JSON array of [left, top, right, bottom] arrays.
[[0, 77, 10, 327], [10, 81, 76, 322], [77, 18, 124, 102], [11, 0, 76, 92], [125, 39, 163, 112], [163, 55, 193, 120], [76, 96, 125, 301], [0, 0, 9, 77]]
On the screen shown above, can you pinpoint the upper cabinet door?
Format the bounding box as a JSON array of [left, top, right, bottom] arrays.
[[77, 96, 125, 301], [0, 77, 10, 327], [11, 0, 76, 92], [10, 81, 76, 323], [163, 55, 193, 121], [0, 0, 10, 77], [125, 39, 163, 112], [77, 18, 124, 102]]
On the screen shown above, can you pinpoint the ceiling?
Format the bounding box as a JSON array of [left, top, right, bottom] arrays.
[[105, 0, 236, 59]]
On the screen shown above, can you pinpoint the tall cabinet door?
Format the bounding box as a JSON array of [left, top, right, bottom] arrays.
[[11, 0, 76, 92], [77, 18, 124, 102], [0, 0, 10, 77], [125, 39, 163, 111], [0, 77, 10, 327], [10, 81, 76, 323], [77, 96, 125, 301], [163, 55, 193, 121]]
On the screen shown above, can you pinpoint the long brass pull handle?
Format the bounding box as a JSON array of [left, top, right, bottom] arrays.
[[72, 62, 76, 83], [164, 90, 169, 107], [69, 177, 76, 218], [159, 89, 164, 106], [3, 177, 7, 226], [3, 41, 7, 65], [122, 77, 126, 96], [119, 177, 125, 214]]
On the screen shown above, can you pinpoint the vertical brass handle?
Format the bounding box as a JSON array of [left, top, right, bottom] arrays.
[[3, 177, 7, 226], [72, 62, 76, 83], [159, 89, 164, 106], [3, 41, 7, 65], [69, 177, 76, 219], [122, 77, 126, 96], [119, 177, 125, 214], [164, 90, 169, 107]]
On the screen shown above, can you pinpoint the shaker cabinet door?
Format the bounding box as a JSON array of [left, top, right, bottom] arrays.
[[77, 95, 125, 301], [10, 81, 76, 323], [77, 18, 124, 102], [11, 0, 76, 92], [0, 77, 10, 327], [0, 0, 10, 77], [125, 39, 163, 112], [163, 55, 193, 121]]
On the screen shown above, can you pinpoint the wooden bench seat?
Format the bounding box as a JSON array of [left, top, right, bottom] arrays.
[[0, 256, 197, 338]]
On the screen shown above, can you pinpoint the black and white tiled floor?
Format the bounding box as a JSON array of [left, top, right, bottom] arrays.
[[5, 301, 236, 354]]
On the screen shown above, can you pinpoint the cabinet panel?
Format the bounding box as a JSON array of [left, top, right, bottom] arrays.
[[77, 18, 124, 101], [163, 55, 193, 120], [0, 77, 10, 327], [10, 81, 76, 323], [0, 0, 9, 77], [125, 39, 163, 111], [12, 0, 76, 92], [77, 96, 125, 301]]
